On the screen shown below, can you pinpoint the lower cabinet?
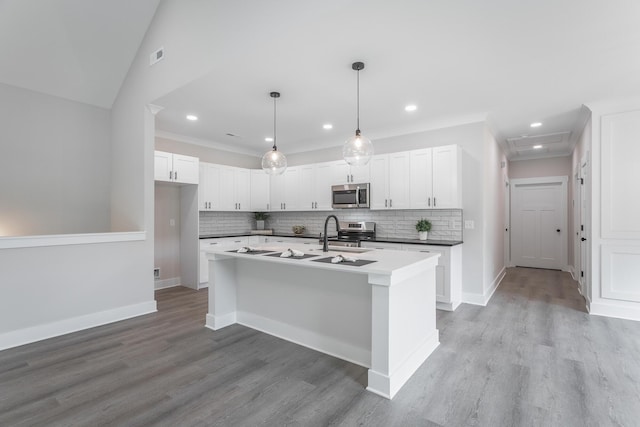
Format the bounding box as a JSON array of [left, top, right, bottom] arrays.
[[402, 243, 462, 311]]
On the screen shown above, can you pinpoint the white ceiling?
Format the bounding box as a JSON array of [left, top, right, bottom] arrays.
[[0, 0, 160, 108], [3, 1, 640, 161]]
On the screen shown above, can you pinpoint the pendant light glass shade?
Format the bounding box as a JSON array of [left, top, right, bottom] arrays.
[[262, 148, 287, 175], [262, 91, 287, 175], [343, 130, 374, 167], [343, 61, 373, 166]]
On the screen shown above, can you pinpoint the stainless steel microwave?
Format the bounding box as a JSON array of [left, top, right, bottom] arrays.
[[331, 183, 370, 209]]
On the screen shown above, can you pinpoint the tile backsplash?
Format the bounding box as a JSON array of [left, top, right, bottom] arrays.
[[200, 209, 463, 241]]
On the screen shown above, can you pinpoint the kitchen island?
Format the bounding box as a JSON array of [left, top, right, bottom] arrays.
[[203, 243, 440, 399]]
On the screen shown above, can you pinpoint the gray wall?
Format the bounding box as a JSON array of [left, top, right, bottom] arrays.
[[0, 83, 111, 236]]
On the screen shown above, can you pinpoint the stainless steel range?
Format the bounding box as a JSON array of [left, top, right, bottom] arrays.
[[320, 221, 376, 247]]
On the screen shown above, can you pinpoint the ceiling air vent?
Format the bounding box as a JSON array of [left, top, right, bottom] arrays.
[[150, 47, 164, 66]]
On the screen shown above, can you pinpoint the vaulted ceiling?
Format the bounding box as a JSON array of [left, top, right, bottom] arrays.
[[3, 1, 640, 161]]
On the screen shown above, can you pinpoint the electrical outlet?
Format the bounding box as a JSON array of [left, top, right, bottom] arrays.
[[465, 220, 475, 229], [154, 268, 160, 279], [169, 219, 175, 227]]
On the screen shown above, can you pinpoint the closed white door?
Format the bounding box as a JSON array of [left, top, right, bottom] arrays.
[[512, 177, 567, 270]]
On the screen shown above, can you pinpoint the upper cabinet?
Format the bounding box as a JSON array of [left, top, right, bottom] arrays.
[[199, 163, 220, 210], [409, 145, 462, 209], [300, 162, 334, 211], [270, 167, 300, 211], [250, 169, 270, 211], [154, 151, 199, 184], [370, 152, 411, 209], [332, 161, 370, 184], [219, 166, 250, 211]]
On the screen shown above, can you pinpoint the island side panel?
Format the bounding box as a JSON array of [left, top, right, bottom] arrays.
[[367, 261, 440, 399], [205, 255, 238, 330], [234, 259, 372, 367]]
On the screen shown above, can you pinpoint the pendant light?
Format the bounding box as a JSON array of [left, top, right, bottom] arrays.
[[343, 61, 374, 166], [262, 91, 287, 175]]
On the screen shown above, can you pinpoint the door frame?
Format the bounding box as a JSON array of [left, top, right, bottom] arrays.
[[511, 176, 569, 271]]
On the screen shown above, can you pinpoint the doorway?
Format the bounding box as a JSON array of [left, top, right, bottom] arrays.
[[511, 176, 568, 270]]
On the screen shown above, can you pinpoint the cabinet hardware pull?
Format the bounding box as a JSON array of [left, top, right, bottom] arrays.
[[390, 199, 393, 208], [433, 197, 436, 207], [428, 197, 431, 206], [175, 172, 177, 180], [346, 174, 349, 182], [385, 199, 388, 207], [351, 174, 354, 182], [169, 171, 173, 180]]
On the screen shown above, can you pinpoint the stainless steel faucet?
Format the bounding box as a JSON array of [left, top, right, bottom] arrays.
[[323, 215, 339, 252]]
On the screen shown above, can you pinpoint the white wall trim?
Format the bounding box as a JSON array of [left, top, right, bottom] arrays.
[[155, 130, 261, 157], [0, 300, 157, 351], [589, 300, 640, 322], [154, 277, 181, 290], [0, 231, 146, 249], [462, 267, 505, 306]]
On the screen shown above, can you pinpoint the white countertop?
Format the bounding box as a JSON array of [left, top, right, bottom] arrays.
[[203, 242, 440, 282]]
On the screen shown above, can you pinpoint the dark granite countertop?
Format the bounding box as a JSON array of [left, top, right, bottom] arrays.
[[199, 233, 462, 246]]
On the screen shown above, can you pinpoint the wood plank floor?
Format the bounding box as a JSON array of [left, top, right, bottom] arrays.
[[1, 267, 639, 426]]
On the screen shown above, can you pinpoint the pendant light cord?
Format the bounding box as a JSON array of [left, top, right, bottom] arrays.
[[273, 94, 277, 151], [356, 68, 360, 133]]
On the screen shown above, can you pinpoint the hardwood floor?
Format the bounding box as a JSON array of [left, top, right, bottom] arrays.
[[1, 268, 639, 426]]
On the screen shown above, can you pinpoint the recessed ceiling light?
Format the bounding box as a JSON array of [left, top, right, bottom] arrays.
[[405, 105, 417, 112], [323, 123, 333, 130], [186, 114, 198, 121], [530, 122, 542, 128], [265, 137, 273, 142], [533, 145, 543, 149]]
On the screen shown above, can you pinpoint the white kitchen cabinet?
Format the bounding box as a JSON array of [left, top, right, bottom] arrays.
[[155, 151, 199, 184], [270, 167, 300, 211], [369, 152, 410, 209], [199, 237, 248, 285], [250, 169, 271, 211], [300, 162, 334, 211], [265, 236, 317, 245], [199, 162, 220, 210], [431, 145, 462, 208], [219, 166, 250, 211], [410, 145, 461, 209], [402, 243, 462, 311], [332, 161, 370, 184]]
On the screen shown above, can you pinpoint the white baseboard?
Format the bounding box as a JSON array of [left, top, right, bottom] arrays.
[[205, 312, 236, 331], [462, 267, 505, 306], [589, 300, 640, 322], [0, 300, 157, 351], [154, 277, 181, 290]]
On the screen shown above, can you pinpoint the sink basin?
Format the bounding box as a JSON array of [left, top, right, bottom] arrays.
[[309, 246, 372, 254]]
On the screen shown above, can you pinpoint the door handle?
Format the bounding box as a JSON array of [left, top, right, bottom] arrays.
[[581, 237, 587, 241], [556, 229, 561, 233]]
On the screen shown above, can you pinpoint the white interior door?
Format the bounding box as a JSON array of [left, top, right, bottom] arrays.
[[512, 177, 567, 270]]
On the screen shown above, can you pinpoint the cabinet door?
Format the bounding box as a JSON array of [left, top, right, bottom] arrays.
[[198, 164, 209, 210], [387, 152, 410, 209], [270, 173, 286, 211], [172, 154, 199, 184], [250, 169, 271, 211], [299, 164, 316, 210], [154, 151, 173, 182], [218, 167, 236, 211], [369, 154, 389, 209], [234, 168, 250, 211], [282, 167, 300, 210], [432, 145, 461, 208], [402, 245, 447, 300], [314, 162, 334, 210], [350, 163, 370, 184], [409, 148, 433, 209]]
